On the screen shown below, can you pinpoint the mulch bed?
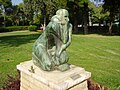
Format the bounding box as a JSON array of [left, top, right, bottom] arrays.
[[88, 79, 109, 90], [0, 75, 109, 90]]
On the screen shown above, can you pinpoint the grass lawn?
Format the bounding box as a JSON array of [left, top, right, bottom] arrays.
[[0, 31, 120, 90]]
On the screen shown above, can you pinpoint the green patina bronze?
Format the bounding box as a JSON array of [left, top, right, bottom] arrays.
[[32, 9, 72, 71]]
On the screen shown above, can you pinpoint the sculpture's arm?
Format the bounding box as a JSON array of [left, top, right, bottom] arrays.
[[63, 23, 72, 48], [57, 23, 72, 57]]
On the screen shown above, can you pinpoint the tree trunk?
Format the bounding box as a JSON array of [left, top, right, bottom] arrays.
[[83, 13, 88, 34], [89, 12, 92, 26], [108, 21, 113, 35], [43, 2, 46, 30], [73, 16, 78, 33], [108, 12, 114, 35], [43, 13, 46, 30], [118, 14, 120, 34], [83, 3, 88, 34], [83, 23, 88, 34]]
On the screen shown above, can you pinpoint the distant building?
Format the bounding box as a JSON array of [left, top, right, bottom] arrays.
[[90, 0, 104, 6]]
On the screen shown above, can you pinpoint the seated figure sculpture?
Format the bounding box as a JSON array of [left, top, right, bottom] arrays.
[[32, 9, 72, 71]]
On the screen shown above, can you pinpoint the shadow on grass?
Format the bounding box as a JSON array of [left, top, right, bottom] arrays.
[[0, 33, 40, 47]]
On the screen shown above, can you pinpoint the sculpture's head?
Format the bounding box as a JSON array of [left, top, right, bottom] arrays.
[[51, 9, 69, 25], [56, 9, 69, 25]]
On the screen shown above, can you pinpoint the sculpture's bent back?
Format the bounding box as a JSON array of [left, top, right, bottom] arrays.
[[32, 9, 72, 71]]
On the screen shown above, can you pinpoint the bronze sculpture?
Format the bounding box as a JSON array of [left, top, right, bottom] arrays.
[[32, 9, 72, 71]]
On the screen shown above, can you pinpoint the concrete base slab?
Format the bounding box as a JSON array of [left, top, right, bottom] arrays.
[[17, 60, 91, 90]]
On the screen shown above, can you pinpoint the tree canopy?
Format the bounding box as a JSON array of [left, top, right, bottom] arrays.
[[103, 0, 120, 34], [0, 0, 120, 34], [0, 0, 12, 8]]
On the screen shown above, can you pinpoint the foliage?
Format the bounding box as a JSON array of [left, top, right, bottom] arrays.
[[78, 26, 120, 35], [103, 0, 120, 14], [0, 0, 12, 8], [23, 0, 34, 25], [89, 2, 109, 25], [0, 26, 28, 32], [0, 27, 9, 32], [1, 75, 109, 90], [0, 1, 26, 27], [22, 0, 68, 26], [67, 0, 80, 33], [88, 79, 108, 90], [1, 0, 117, 35], [1, 75, 20, 90], [6, 26, 28, 31], [28, 25, 37, 31], [0, 15, 4, 26], [103, 0, 120, 34], [0, 74, 109, 90], [67, 0, 90, 34], [112, 24, 120, 34], [88, 26, 108, 34], [0, 0, 120, 34], [11, 4, 27, 26]]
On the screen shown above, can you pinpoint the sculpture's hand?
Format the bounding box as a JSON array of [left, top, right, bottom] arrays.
[[56, 44, 66, 57], [56, 51, 60, 58], [56, 23, 72, 58], [53, 54, 60, 65]]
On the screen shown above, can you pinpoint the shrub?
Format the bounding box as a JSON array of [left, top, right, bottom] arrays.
[[6, 26, 28, 31], [28, 25, 37, 31], [0, 26, 29, 33], [87, 79, 109, 90], [0, 27, 9, 32], [1, 74, 20, 90], [0, 75, 109, 90], [112, 24, 120, 34], [77, 26, 109, 34]]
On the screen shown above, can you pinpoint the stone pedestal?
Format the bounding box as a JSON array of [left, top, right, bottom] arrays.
[[17, 60, 91, 90]]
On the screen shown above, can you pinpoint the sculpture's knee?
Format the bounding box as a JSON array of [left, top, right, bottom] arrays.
[[32, 46, 54, 71], [33, 54, 53, 71], [59, 51, 68, 64], [43, 57, 53, 71]]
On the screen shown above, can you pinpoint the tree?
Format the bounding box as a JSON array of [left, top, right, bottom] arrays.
[[18, 3, 27, 25], [0, 0, 12, 9], [0, 0, 12, 26], [103, 0, 120, 35], [23, 0, 34, 25], [81, 2, 89, 34], [89, 2, 109, 26], [23, 0, 67, 29], [67, 0, 80, 33], [48, 0, 67, 19], [23, 0, 52, 27], [11, 4, 26, 26], [67, 0, 90, 34]]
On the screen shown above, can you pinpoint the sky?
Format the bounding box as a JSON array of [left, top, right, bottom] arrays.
[[11, 0, 23, 5], [11, 0, 103, 6]]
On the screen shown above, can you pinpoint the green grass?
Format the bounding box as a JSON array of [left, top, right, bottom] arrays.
[[0, 31, 120, 90], [68, 34, 120, 90], [0, 31, 40, 87]]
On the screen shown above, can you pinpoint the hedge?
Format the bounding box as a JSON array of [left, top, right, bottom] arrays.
[[28, 25, 37, 31], [78, 26, 120, 34], [112, 24, 120, 34], [0, 26, 29, 33]]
